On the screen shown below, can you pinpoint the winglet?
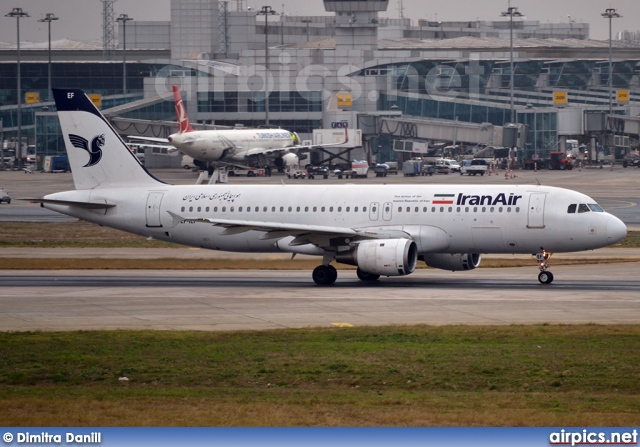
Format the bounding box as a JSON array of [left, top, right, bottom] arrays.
[[173, 86, 195, 134]]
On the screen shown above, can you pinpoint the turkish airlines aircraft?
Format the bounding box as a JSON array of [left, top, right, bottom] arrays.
[[134, 86, 347, 173], [39, 88, 627, 285]]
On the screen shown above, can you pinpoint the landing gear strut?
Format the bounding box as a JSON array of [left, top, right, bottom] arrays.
[[536, 251, 554, 284], [312, 265, 337, 285]]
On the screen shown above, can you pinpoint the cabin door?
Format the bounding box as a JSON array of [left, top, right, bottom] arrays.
[[145, 192, 164, 228], [527, 193, 546, 229]]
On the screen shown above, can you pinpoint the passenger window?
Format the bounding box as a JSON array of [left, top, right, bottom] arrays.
[[181, 207, 185, 212], [321, 206, 326, 212], [337, 207, 342, 212], [288, 206, 293, 212], [280, 206, 284, 212], [313, 206, 317, 212], [296, 206, 300, 212], [372, 206, 377, 212], [578, 204, 590, 213], [238, 207, 242, 212], [330, 207, 334, 212], [230, 207, 234, 212], [398, 207, 402, 212], [363, 207, 367, 212], [305, 206, 309, 212], [354, 207, 358, 212], [222, 207, 226, 212], [214, 207, 218, 212], [568, 204, 577, 213], [346, 207, 350, 212]]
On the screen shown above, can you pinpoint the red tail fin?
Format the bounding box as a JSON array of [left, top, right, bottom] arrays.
[[173, 86, 194, 134]]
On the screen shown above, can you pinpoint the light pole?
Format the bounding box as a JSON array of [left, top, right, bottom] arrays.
[[256, 6, 278, 126], [602, 8, 622, 116], [302, 19, 311, 42], [501, 5, 523, 124], [38, 13, 59, 101], [116, 13, 133, 95], [6, 7, 29, 169]]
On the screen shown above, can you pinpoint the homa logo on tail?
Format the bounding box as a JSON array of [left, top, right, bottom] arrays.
[[69, 133, 105, 167]]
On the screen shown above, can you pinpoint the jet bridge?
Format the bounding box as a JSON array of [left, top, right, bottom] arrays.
[[376, 116, 504, 148]]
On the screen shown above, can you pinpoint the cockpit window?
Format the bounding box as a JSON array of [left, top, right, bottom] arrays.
[[577, 204, 590, 213], [567, 204, 577, 214], [588, 204, 604, 212]]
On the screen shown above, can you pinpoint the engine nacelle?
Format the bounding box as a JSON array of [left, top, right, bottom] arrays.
[[421, 253, 481, 271], [336, 239, 418, 276]]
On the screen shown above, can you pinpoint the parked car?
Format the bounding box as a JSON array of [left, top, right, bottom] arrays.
[[182, 155, 196, 170], [0, 188, 10, 204], [460, 159, 488, 176]]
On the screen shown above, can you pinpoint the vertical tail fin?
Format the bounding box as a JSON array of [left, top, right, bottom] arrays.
[[173, 85, 194, 134], [53, 88, 165, 190]]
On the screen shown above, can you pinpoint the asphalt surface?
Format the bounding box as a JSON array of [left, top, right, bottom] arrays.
[[0, 165, 639, 332]]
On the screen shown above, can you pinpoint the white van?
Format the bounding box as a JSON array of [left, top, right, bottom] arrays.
[[435, 159, 461, 174]]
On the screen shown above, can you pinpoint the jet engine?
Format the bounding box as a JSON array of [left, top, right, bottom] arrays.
[[336, 239, 418, 276], [421, 253, 481, 271]]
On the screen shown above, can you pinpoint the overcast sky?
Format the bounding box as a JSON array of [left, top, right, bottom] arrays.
[[1, 0, 639, 44]]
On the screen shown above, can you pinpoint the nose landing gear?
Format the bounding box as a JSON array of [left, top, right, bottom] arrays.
[[536, 251, 554, 284]]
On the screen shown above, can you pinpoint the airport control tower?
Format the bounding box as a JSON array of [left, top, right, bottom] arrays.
[[323, 0, 389, 50]]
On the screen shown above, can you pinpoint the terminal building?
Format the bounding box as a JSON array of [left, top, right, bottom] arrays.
[[1, 0, 640, 167]]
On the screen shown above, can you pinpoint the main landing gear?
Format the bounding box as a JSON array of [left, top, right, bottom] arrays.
[[312, 265, 337, 285], [536, 251, 554, 284]]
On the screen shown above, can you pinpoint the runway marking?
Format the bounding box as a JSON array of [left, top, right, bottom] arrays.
[[331, 322, 354, 328]]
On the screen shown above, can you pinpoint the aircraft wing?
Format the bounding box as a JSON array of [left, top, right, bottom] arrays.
[[243, 146, 297, 158], [241, 127, 350, 159], [167, 212, 409, 248]]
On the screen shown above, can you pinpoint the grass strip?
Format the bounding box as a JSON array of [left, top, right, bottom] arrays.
[[0, 325, 639, 426]]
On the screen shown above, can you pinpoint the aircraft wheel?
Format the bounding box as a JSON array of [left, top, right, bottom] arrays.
[[207, 166, 214, 176], [538, 271, 554, 284], [356, 268, 380, 282], [313, 265, 337, 285]]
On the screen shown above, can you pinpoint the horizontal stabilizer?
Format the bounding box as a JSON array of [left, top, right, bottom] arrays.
[[21, 198, 116, 210]]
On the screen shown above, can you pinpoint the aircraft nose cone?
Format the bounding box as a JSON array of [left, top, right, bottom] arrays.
[[607, 216, 627, 244]]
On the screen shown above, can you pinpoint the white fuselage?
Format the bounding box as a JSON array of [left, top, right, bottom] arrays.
[[44, 184, 627, 256], [167, 128, 295, 163]]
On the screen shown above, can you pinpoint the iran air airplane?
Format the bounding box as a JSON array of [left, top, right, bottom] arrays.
[[133, 86, 347, 173], [39, 88, 627, 286]]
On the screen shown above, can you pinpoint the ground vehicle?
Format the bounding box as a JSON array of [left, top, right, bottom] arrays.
[[523, 152, 573, 170], [337, 160, 369, 179], [402, 159, 422, 176], [0, 188, 10, 204], [460, 159, 488, 176], [182, 155, 196, 170], [421, 164, 435, 176], [374, 164, 389, 177], [436, 158, 460, 173], [306, 165, 329, 179]]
